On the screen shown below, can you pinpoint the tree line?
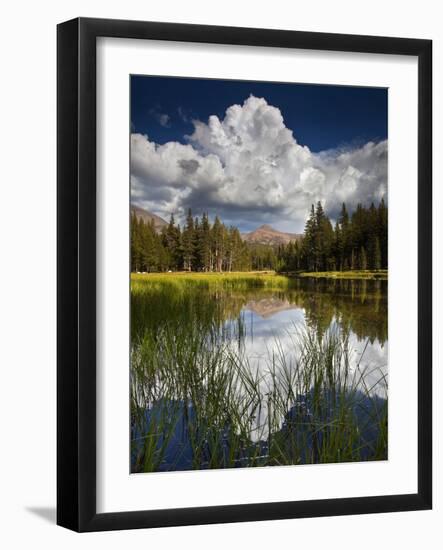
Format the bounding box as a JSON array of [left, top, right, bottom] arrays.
[[131, 209, 250, 273], [131, 200, 387, 273], [279, 200, 387, 272]]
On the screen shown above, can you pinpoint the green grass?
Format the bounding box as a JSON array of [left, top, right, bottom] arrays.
[[131, 273, 296, 341], [297, 270, 388, 280], [132, 270, 388, 287], [132, 271, 292, 289], [130, 272, 281, 341]]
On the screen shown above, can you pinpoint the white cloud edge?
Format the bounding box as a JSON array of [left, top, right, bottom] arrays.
[[131, 95, 387, 232]]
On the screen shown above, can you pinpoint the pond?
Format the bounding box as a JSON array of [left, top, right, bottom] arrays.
[[130, 275, 388, 473]]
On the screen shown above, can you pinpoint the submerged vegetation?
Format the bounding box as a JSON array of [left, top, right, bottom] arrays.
[[131, 273, 388, 472]]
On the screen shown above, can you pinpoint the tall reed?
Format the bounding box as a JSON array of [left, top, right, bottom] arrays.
[[131, 319, 387, 472]]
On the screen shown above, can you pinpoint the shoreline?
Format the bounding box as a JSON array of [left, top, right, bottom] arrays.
[[131, 270, 388, 281], [296, 270, 388, 280]]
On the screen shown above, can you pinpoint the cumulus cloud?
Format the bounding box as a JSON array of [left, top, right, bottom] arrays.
[[132, 95, 387, 232]]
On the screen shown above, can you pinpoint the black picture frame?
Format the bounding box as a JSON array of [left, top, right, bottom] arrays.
[[57, 17, 432, 532]]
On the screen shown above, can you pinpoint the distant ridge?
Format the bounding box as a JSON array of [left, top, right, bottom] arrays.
[[131, 205, 168, 232], [131, 206, 301, 245], [242, 224, 301, 246]]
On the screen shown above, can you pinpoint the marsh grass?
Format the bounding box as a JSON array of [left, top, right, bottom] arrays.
[[130, 274, 388, 472], [131, 272, 293, 340], [131, 271, 293, 291]]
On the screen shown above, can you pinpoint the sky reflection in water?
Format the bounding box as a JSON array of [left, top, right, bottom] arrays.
[[131, 277, 388, 469], [226, 294, 387, 399]]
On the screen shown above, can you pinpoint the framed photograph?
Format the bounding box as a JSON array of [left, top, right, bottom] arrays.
[[57, 17, 432, 532]]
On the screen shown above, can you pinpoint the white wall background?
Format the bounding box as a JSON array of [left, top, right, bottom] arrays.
[[0, 1, 440, 547]]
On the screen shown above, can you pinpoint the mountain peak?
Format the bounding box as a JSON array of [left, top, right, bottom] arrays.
[[131, 205, 168, 232], [242, 224, 301, 246], [257, 224, 275, 231]]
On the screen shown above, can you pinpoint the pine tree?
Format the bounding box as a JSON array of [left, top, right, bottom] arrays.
[[182, 208, 195, 271], [212, 216, 224, 272], [130, 213, 143, 272], [140, 221, 156, 271], [301, 204, 317, 271], [338, 203, 349, 270], [315, 201, 334, 270], [373, 237, 381, 270], [164, 214, 181, 270], [314, 201, 325, 270], [192, 217, 201, 270], [378, 198, 388, 268], [360, 246, 367, 270], [350, 248, 356, 270], [198, 213, 211, 271]]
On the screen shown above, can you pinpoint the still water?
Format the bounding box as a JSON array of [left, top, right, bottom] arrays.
[[225, 279, 387, 399], [131, 276, 388, 472]]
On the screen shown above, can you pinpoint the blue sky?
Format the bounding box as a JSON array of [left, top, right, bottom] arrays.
[[130, 75, 387, 233]]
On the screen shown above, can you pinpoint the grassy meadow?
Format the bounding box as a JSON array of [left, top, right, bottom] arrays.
[[131, 270, 292, 287]]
